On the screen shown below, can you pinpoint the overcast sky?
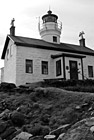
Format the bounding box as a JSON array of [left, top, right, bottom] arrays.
[[0, 0, 94, 68]]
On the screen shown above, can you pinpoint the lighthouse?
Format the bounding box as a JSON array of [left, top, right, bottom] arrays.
[[38, 10, 62, 44]]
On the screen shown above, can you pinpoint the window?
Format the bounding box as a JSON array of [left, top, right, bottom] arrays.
[[26, 59, 33, 73], [56, 60, 61, 76], [42, 61, 48, 75], [53, 36, 57, 42], [88, 66, 93, 77]]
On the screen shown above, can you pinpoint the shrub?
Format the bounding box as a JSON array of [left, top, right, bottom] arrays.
[[64, 85, 94, 93], [0, 82, 16, 91], [44, 79, 94, 89]]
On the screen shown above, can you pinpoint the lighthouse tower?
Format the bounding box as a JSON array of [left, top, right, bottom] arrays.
[[38, 10, 62, 44]]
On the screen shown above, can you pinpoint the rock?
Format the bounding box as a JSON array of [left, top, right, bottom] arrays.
[[57, 133, 65, 140], [0, 120, 13, 134], [29, 135, 43, 140], [81, 102, 91, 111], [85, 117, 94, 126], [12, 131, 33, 140], [11, 111, 25, 127], [44, 134, 56, 139], [49, 124, 70, 138], [0, 121, 7, 133], [25, 124, 50, 136], [61, 117, 94, 140], [90, 126, 94, 132], [0, 109, 11, 119], [0, 126, 16, 140], [16, 105, 31, 114], [91, 111, 94, 116], [75, 105, 81, 110], [9, 128, 22, 140]]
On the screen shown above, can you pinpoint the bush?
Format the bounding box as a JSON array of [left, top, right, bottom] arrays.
[[0, 82, 16, 91], [64, 85, 94, 93], [44, 79, 94, 89]]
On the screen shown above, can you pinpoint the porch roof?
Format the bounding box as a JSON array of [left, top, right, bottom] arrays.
[[51, 53, 86, 59]]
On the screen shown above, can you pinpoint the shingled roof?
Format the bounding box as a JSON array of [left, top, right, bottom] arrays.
[[1, 35, 94, 59]]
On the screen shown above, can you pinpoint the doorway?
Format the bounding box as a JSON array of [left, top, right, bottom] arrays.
[[69, 60, 78, 80]]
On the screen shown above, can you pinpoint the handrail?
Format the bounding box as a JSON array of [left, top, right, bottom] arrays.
[[38, 20, 62, 31]]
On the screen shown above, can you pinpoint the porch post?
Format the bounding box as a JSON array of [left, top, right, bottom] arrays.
[[62, 55, 66, 79], [81, 58, 84, 80]]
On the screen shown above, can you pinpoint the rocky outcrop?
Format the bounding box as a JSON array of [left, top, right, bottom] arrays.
[[59, 117, 94, 140]]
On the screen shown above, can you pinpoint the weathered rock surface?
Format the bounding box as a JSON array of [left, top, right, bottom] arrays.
[[12, 132, 33, 140], [60, 117, 94, 140]]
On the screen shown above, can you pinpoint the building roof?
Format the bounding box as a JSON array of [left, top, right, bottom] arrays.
[[1, 35, 94, 59]]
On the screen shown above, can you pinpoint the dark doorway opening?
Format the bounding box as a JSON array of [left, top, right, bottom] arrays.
[[69, 60, 78, 80]]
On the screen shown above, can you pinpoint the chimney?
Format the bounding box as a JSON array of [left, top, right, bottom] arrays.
[[79, 31, 85, 47], [79, 38, 85, 47], [10, 18, 15, 36]]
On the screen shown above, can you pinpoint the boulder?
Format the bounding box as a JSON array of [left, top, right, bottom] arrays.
[[0, 126, 16, 140], [60, 117, 94, 140], [57, 133, 65, 140], [11, 111, 25, 127], [24, 124, 50, 136], [12, 131, 33, 140], [0, 120, 13, 134], [49, 124, 70, 138], [0, 109, 11, 119], [0, 121, 7, 133]]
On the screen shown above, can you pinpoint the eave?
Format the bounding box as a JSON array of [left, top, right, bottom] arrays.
[[51, 53, 86, 59], [15, 42, 94, 56], [1, 36, 10, 59]]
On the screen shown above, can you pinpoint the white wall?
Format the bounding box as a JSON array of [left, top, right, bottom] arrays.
[[16, 45, 94, 85], [1, 67, 4, 82], [4, 40, 16, 84], [16, 46, 64, 86], [83, 55, 94, 79]]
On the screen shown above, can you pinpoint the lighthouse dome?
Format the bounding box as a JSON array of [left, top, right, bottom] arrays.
[[42, 10, 58, 23]]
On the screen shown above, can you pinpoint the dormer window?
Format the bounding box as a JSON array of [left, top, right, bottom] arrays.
[[53, 36, 57, 42]]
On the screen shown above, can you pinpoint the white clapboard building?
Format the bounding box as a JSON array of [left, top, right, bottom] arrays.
[[1, 10, 94, 86]]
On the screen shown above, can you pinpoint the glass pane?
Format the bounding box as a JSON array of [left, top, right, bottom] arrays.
[[42, 61, 48, 75]]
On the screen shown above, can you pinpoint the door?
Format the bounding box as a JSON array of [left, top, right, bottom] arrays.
[[69, 61, 78, 80]]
